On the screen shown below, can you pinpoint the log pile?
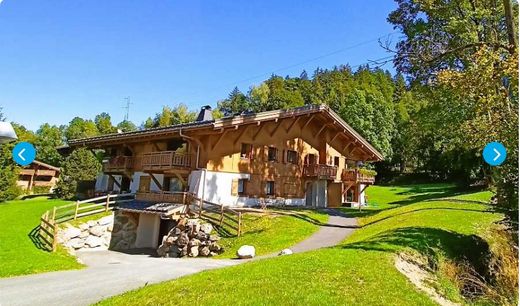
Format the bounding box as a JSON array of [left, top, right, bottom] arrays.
[[157, 218, 224, 258]]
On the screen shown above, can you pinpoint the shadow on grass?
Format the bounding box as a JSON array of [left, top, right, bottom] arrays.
[[342, 227, 491, 277], [28, 225, 52, 251]]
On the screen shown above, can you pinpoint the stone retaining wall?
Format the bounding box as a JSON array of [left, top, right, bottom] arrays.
[[57, 210, 139, 252]]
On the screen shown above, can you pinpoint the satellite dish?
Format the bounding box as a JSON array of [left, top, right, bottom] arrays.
[[0, 122, 18, 144]]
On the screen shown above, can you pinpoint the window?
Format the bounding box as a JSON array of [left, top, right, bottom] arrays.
[[286, 150, 298, 164], [138, 176, 150, 192], [232, 178, 247, 196], [265, 181, 275, 196], [334, 156, 340, 167], [238, 179, 246, 195], [268, 147, 278, 162], [305, 153, 316, 165], [241, 143, 253, 159]]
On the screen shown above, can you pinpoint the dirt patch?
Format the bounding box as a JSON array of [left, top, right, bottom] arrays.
[[395, 252, 460, 306]]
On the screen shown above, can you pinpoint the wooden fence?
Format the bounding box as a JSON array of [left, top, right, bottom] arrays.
[[38, 193, 135, 252], [189, 195, 243, 237]]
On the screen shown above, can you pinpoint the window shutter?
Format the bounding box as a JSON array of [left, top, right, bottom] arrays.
[[282, 150, 286, 163], [250, 145, 254, 160], [231, 179, 239, 196]]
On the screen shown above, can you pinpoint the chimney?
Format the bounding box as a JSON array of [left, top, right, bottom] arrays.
[[196, 105, 213, 122]]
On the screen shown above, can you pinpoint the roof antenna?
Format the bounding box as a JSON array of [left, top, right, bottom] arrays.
[[123, 97, 133, 121]]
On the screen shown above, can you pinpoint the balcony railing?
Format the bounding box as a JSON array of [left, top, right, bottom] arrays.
[[140, 151, 191, 170], [136, 191, 192, 204], [341, 169, 375, 184], [103, 156, 133, 172], [303, 164, 338, 180]]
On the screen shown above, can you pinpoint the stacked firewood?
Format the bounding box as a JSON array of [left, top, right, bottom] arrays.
[[157, 218, 224, 258]]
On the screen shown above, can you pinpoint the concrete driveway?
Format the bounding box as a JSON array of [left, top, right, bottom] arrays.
[[0, 250, 238, 306]]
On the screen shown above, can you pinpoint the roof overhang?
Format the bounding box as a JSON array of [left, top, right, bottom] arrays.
[[66, 104, 384, 161]]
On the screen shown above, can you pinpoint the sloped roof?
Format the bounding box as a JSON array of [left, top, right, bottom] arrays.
[[67, 104, 383, 161]]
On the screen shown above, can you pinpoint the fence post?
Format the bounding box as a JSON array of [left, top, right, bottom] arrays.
[[73, 201, 79, 220], [219, 204, 224, 226], [105, 195, 110, 212], [52, 206, 57, 223], [237, 212, 242, 237], [51, 222, 58, 252]]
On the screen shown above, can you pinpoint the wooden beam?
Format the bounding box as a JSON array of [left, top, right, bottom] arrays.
[[147, 173, 163, 191], [234, 125, 251, 145], [212, 130, 228, 150], [330, 131, 341, 144], [317, 123, 332, 137], [286, 116, 302, 134], [253, 122, 266, 141], [270, 118, 284, 137], [173, 172, 187, 188], [342, 182, 354, 195], [108, 174, 121, 188], [302, 116, 314, 130]]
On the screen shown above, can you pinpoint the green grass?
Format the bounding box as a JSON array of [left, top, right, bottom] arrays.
[[0, 197, 84, 278], [99, 184, 501, 305], [210, 210, 328, 258]]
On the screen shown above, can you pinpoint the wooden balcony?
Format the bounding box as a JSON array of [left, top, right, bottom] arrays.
[[136, 191, 191, 204], [103, 156, 133, 172], [140, 151, 191, 171], [341, 169, 375, 185], [303, 164, 338, 180]]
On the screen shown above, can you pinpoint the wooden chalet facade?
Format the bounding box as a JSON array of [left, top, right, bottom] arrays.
[[17, 160, 60, 193], [67, 104, 383, 209]]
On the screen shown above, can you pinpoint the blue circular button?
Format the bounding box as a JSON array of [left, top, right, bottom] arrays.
[[483, 142, 507, 166], [12, 142, 36, 166]]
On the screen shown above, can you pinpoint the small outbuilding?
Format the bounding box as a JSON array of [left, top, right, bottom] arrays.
[[17, 160, 60, 193]]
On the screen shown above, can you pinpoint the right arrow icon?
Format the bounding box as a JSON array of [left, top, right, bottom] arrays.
[[483, 142, 507, 166]]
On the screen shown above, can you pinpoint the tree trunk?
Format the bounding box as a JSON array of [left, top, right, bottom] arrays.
[[503, 0, 518, 52]]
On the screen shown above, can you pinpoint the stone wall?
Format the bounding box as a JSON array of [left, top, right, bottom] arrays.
[[58, 210, 139, 252]]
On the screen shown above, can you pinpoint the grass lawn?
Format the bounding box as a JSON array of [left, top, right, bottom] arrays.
[[211, 209, 328, 258], [98, 184, 501, 305], [0, 197, 84, 278]]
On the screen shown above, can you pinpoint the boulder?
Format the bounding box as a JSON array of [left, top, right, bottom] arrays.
[[98, 215, 114, 226], [89, 225, 105, 237], [278, 248, 293, 256], [87, 220, 97, 227], [189, 238, 201, 247], [166, 236, 176, 245], [199, 246, 210, 257], [63, 226, 81, 240], [176, 233, 189, 247], [67, 238, 85, 249], [188, 246, 199, 257], [85, 236, 103, 248], [79, 223, 89, 231], [106, 224, 113, 232], [237, 245, 255, 259], [209, 242, 222, 253], [79, 230, 89, 239], [200, 223, 213, 234]]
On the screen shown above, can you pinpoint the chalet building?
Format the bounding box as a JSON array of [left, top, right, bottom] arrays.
[[17, 160, 60, 193], [67, 104, 382, 209]]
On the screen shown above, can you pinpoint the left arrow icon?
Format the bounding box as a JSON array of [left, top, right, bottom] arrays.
[[12, 142, 36, 166], [18, 148, 26, 161]]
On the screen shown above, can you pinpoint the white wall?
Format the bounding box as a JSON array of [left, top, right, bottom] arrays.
[[135, 214, 160, 248], [95, 174, 122, 192], [188, 169, 305, 207]]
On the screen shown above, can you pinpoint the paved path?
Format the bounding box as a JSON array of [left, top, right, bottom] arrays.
[[0, 209, 356, 306], [290, 208, 357, 253]]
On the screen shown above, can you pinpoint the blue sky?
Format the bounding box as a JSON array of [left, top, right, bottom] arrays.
[[0, 1, 398, 130]]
